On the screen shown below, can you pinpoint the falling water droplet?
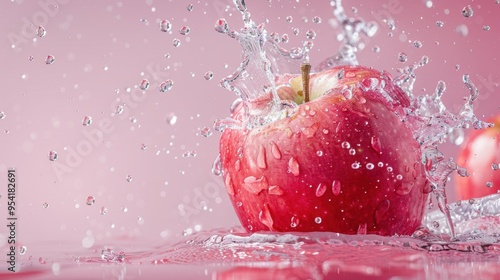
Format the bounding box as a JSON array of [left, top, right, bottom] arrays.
[[332, 180, 341, 196], [158, 79, 174, 92], [19, 246, 27, 255], [483, 25, 490, 31], [37, 25, 46, 37], [45, 55, 55, 64], [312, 16, 322, 24], [215, 18, 228, 33], [398, 52, 408, 62], [462, 5, 473, 18], [126, 175, 133, 182], [86, 196, 95, 206], [0, 111, 5, 120], [212, 154, 222, 176], [187, 3, 193, 11], [281, 34, 289, 43], [167, 113, 177, 125], [139, 79, 150, 90], [100, 207, 108, 215], [172, 38, 181, 47], [436, 21, 444, 27], [179, 26, 190, 35], [288, 157, 300, 176], [82, 116, 92, 126], [270, 141, 282, 160], [315, 183, 327, 197], [42, 202, 49, 208], [259, 204, 274, 230], [413, 40, 422, 48], [204, 71, 214, 80], [160, 20, 172, 32], [48, 151, 58, 161], [306, 29, 316, 39], [200, 127, 212, 137], [448, 128, 464, 145]]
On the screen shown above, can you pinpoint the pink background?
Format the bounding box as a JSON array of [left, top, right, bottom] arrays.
[[0, 0, 498, 251]]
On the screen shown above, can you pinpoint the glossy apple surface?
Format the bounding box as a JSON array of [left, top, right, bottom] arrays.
[[455, 115, 500, 200], [219, 65, 430, 236]]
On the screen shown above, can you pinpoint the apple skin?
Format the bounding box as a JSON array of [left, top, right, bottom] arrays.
[[455, 115, 500, 200], [219, 65, 430, 236]]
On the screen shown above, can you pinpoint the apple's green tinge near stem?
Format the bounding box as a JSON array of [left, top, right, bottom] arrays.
[[301, 63, 311, 103]]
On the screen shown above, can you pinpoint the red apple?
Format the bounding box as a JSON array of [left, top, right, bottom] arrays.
[[219, 65, 430, 236], [455, 115, 500, 200]]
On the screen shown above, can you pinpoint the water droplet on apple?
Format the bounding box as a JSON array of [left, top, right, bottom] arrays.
[[337, 68, 345, 79], [341, 141, 350, 149], [258, 204, 274, 230], [366, 163, 374, 170], [349, 148, 356, 156], [332, 180, 341, 196], [243, 176, 269, 195], [224, 174, 235, 195], [234, 159, 241, 171], [351, 162, 361, 169], [374, 199, 390, 224], [288, 157, 300, 176], [290, 215, 299, 228], [486, 181, 494, 188], [396, 174, 403, 180], [314, 217, 322, 224], [357, 223, 367, 235], [378, 162, 384, 168], [268, 185, 284, 195], [322, 129, 329, 135], [316, 150, 323, 157], [492, 163, 499, 171], [315, 183, 327, 197], [302, 122, 319, 138], [257, 145, 267, 169], [462, 5, 473, 18], [395, 181, 414, 195], [160, 20, 172, 32], [139, 79, 150, 90], [370, 136, 381, 153]]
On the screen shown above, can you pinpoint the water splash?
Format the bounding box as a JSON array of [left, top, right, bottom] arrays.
[[215, 0, 493, 239]]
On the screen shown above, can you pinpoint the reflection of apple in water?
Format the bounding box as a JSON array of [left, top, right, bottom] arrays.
[[455, 115, 500, 200], [219, 65, 430, 236]]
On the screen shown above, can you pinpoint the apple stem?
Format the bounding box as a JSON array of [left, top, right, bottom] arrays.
[[301, 63, 311, 103]]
